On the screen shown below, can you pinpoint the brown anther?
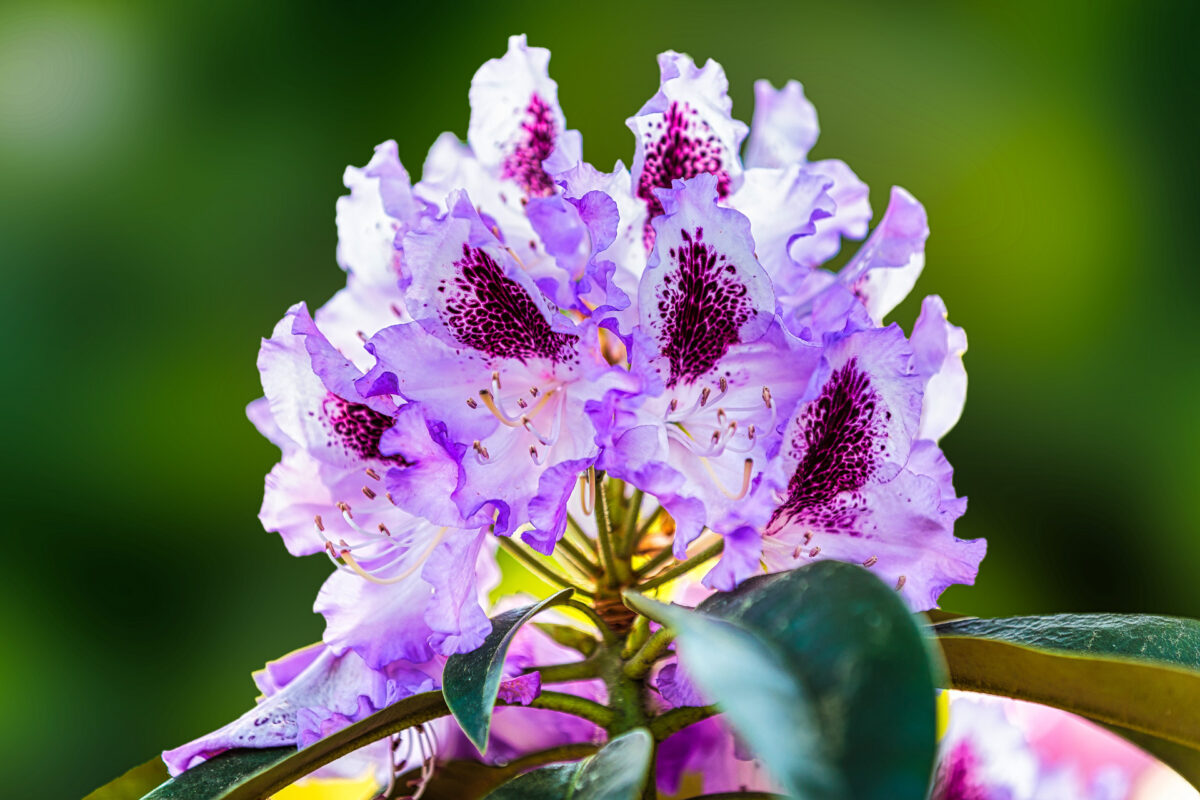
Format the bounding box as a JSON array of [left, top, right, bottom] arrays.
[[700, 387, 712, 406], [762, 386, 773, 407], [472, 440, 490, 459], [529, 446, 539, 460], [517, 397, 528, 408], [356, 330, 367, 342], [314, 515, 325, 532], [719, 377, 728, 392], [792, 544, 803, 559], [378, 523, 391, 536], [747, 424, 756, 439], [895, 575, 907, 591], [863, 556, 878, 568], [809, 546, 821, 557], [711, 430, 721, 445], [385, 492, 395, 505], [364, 468, 381, 481], [717, 408, 727, 424], [337, 501, 352, 517], [466, 397, 479, 409], [803, 531, 813, 545], [362, 486, 377, 500], [530, 386, 539, 397], [390, 303, 404, 318], [668, 398, 678, 412], [491, 370, 501, 389]]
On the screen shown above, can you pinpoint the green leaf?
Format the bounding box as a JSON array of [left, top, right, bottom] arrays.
[[138, 689, 448, 800], [443, 587, 574, 753], [934, 614, 1200, 787], [83, 755, 171, 800], [482, 728, 653, 800], [483, 764, 581, 800], [624, 593, 833, 798], [628, 560, 939, 800], [533, 621, 598, 656]]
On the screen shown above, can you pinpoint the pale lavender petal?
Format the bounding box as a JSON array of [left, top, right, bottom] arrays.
[[911, 295, 968, 442], [422, 527, 493, 655], [628, 52, 749, 243], [728, 165, 835, 288], [335, 140, 416, 287], [468, 35, 567, 200], [840, 186, 928, 323], [745, 79, 820, 168], [787, 159, 872, 270]]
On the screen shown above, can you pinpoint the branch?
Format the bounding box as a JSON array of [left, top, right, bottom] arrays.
[[636, 539, 724, 591]]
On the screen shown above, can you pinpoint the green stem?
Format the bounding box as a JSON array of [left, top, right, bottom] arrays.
[[623, 625, 675, 678], [527, 656, 602, 683], [565, 515, 598, 557], [636, 539, 725, 592], [556, 535, 600, 576], [620, 613, 651, 659], [565, 598, 620, 647], [498, 537, 593, 598], [501, 690, 615, 728], [619, 489, 645, 559], [649, 704, 718, 741], [633, 544, 675, 578], [594, 470, 632, 587], [633, 504, 665, 546]]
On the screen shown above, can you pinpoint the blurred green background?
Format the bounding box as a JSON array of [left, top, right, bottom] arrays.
[[1, 0, 1197, 796]]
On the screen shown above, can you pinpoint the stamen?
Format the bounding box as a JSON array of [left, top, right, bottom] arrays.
[[895, 575, 907, 591], [530, 386, 539, 397], [529, 445, 546, 466], [362, 486, 377, 500], [378, 523, 391, 536], [862, 556, 878, 567], [390, 303, 404, 318], [337, 501, 352, 518], [792, 544, 803, 559], [803, 531, 813, 545], [478, 390, 522, 426], [492, 370, 502, 392], [517, 397, 528, 409], [579, 468, 596, 516], [314, 515, 325, 532], [472, 440, 491, 459], [698, 457, 754, 500], [356, 330, 367, 342], [340, 527, 449, 585], [809, 546, 821, 557], [719, 377, 728, 393], [762, 386, 773, 408], [466, 397, 478, 409], [365, 467, 381, 481]]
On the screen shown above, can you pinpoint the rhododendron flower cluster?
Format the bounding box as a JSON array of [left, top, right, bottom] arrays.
[[140, 36, 1200, 800]]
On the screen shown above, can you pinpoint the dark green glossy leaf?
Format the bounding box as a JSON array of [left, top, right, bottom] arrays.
[[629, 560, 940, 800], [533, 621, 598, 656], [482, 728, 652, 800], [933, 614, 1200, 666], [482, 764, 580, 800], [935, 614, 1200, 787], [443, 588, 573, 753], [140, 690, 448, 799], [83, 755, 170, 800], [624, 593, 833, 799]]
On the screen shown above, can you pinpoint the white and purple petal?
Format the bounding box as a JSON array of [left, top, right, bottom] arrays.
[[744, 79, 820, 169], [911, 295, 968, 442], [628, 52, 749, 245]]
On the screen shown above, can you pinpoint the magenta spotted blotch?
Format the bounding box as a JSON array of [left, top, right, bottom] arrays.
[[438, 243, 575, 362], [771, 358, 883, 532], [322, 394, 410, 464], [656, 226, 752, 387], [501, 94, 558, 201], [638, 101, 732, 247]]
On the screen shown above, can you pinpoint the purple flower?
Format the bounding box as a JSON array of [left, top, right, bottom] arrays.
[[356, 192, 635, 551], [761, 324, 984, 609]]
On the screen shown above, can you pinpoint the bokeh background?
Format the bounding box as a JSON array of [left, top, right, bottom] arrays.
[[1, 0, 1197, 796]]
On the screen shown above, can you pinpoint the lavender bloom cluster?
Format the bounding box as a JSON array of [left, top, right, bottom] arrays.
[[164, 35, 986, 789]]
